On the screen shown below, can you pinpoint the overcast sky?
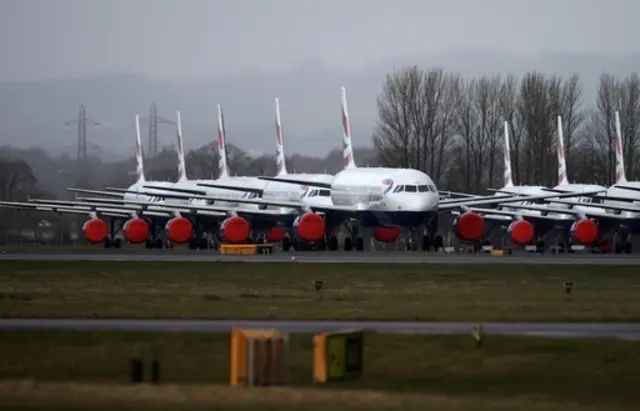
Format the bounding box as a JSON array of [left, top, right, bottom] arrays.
[[1, 0, 638, 82]]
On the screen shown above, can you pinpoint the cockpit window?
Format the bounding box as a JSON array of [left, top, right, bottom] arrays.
[[318, 189, 331, 197], [428, 184, 437, 192], [418, 185, 428, 192], [404, 185, 417, 193]]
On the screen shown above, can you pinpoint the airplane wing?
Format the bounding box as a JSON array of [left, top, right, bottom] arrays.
[[196, 182, 264, 195], [11, 194, 296, 220], [612, 185, 640, 194], [257, 176, 332, 189], [0, 202, 174, 219], [504, 203, 632, 221], [139, 185, 209, 196], [451, 206, 565, 222], [437, 189, 604, 211], [66, 187, 127, 198]]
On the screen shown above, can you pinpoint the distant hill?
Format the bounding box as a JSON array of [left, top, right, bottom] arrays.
[[1, 50, 638, 160]]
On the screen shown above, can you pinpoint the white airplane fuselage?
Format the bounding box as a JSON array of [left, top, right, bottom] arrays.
[[322, 167, 440, 228]]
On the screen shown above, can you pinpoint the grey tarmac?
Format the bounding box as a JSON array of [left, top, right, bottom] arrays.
[[0, 319, 639, 340], [1, 251, 640, 264]]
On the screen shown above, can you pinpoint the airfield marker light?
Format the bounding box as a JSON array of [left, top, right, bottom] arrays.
[[472, 323, 484, 348], [151, 359, 161, 384], [129, 359, 143, 383], [314, 280, 324, 300], [564, 281, 574, 301]]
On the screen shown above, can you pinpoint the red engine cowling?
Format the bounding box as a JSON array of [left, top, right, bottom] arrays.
[[571, 218, 598, 245], [82, 217, 108, 244], [123, 217, 149, 244], [507, 220, 534, 245], [374, 227, 400, 243], [165, 216, 193, 244], [265, 226, 286, 243], [219, 216, 251, 244], [452, 211, 485, 242], [293, 212, 325, 242]]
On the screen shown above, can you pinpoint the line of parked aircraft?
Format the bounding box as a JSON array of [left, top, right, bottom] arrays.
[[2, 88, 640, 253]]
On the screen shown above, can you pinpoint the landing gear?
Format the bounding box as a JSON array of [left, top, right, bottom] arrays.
[[422, 216, 441, 252], [342, 221, 364, 251], [328, 235, 338, 251], [282, 236, 291, 252], [615, 242, 632, 254]]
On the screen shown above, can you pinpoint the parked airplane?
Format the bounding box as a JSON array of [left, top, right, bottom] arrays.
[[455, 116, 608, 252], [513, 111, 640, 253]]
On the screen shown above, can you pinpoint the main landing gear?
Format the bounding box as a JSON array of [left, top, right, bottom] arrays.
[[343, 221, 364, 251], [103, 219, 122, 249], [614, 232, 632, 254]]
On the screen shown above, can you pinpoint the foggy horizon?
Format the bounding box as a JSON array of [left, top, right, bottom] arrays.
[[1, 0, 639, 158]]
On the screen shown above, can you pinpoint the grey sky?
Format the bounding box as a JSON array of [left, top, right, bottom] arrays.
[[1, 0, 637, 82]]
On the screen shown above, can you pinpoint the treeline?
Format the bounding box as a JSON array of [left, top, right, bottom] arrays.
[[373, 68, 640, 193]]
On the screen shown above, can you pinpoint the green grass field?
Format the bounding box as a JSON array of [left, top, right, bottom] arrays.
[[1, 261, 639, 321], [0, 331, 637, 410]]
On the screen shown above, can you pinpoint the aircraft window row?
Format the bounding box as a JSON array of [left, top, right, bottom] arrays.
[[391, 184, 437, 193], [308, 189, 331, 197]]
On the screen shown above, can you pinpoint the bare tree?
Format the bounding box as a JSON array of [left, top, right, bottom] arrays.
[[618, 73, 640, 179], [517, 72, 561, 185], [373, 66, 458, 183], [0, 159, 37, 201], [558, 74, 585, 179], [498, 74, 523, 184]]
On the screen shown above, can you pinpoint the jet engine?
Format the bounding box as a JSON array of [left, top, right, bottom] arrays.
[[452, 211, 485, 242], [219, 216, 251, 243], [507, 219, 534, 245], [82, 217, 108, 244], [374, 226, 400, 243], [165, 216, 193, 244], [570, 218, 598, 245], [265, 226, 286, 243], [123, 217, 149, 244], [293, 212, 325, 242]]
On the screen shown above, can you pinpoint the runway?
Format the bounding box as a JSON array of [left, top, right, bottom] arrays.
[[1, 251, 640, 264], [0, 319, 639, 339]]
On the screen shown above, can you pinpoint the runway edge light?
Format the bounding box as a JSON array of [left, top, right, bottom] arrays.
[[313, 329, 363, 384]]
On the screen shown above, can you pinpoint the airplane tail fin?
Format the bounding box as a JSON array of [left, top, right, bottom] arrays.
[[274, 98, 288, 176], [503, 121, 514, 188], [176, 111, 188, 182], [614, 111, 627, 183], [556, 116, 568, 185], [216, 104, 230, 179], [134, 114, 145, 184], [341, 87, 357, 169]]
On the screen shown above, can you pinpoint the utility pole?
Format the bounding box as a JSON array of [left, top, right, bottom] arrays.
[[142, 103, 174, 170], [64, 105, 100, 188]]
